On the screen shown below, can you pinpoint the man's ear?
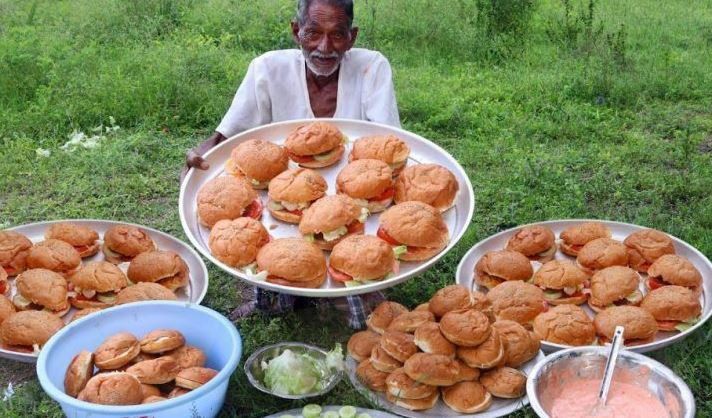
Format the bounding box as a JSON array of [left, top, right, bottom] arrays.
[[291, 20, 301, 44], [348, 26, 359, 49]]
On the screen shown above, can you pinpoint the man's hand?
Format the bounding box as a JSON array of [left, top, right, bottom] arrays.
[[180, 131, 226, 182]]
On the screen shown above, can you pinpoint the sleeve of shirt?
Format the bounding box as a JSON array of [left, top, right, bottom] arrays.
[[362, 53, 401, 128], [215, 57, 272, 138]]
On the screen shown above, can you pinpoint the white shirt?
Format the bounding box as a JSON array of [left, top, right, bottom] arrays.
[[216, 48, 400, 137]]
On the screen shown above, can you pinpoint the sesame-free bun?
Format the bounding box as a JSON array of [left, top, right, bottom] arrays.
[[347, 330, 381, 362], [165, 345, 207, 369], [116, 282, 178, 305], [349, 135, 410, 174], [0, 295, 15, 325], [487, 281, 546, 326], [336, 159, 393, 200], [45, 223, 100, 258], [505, 225, 557, 262], [386, 391, 439, 411], [559, 222, 612, 256], [440, 309, 491, 347], [577, 238, 628, 274], [26, 240, 81, 277], [378, 201, 449, 260], [394, 164, 459, 212], [68, 262, 128, 309], [175, 367, 218, 390], [208, 218, 269, 268], [624, 229, 675, 273], [366, 301, 409, 334], [403, 353, 460, 386], [330, 235, 395, 281], [370, 345, 402, 373], [0, 230, 33, 276], [533, 260, 589, 305], [224, 139, 288, 186], [491, 320, 540, 368], [594, 306, 658, 345], [78, 372, 143, 405], [356, 359, 389, 392], [15, 269, 69, 314], [457, 327, 505, 369], [268, 168, 327, 203], [475, 250, 533, 290], [299, 195, 363, 251], [94, 332, 141, 370], [480, 367, 527, 398], [197, 176, 259, 228], [256, 238, 326, 287], [428, 285, 479, 318], [1, 310, 64, 348], [285, 121, 344, 155], [380, 330, 418, 363], [413, 322, 456, 357], [385, 367, 437, 400], [64, 350, 94, 398], [102, 225, 156, 264], [647, 254, 702, 291], [533, 304, 596, 346], [140, 329, 185, 354], [126, 356, 181, 384], [127, 251, 189, 292], [640, 285, 701, 325], [442, 381, 493, 413], [589, 266, 641, 311], [386, 310, 435, 334]]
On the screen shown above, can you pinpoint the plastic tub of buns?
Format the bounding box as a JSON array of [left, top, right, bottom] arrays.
[[36, 301, 241, 418]]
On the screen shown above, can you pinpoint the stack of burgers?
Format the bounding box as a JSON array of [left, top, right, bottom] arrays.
[[0, 222, 190, 355], [473, 222, 703, 347], [199, 121, 459, 289], [348, 285, 539, 413], [64, 328, 217, 405]]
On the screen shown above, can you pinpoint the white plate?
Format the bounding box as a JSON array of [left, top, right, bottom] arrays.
[[346, 352, 545, 418], [2, 219, 209, 362], [265, 406, 398, 418], [179, 119, 475, 297], [456, 219, 712, 353]]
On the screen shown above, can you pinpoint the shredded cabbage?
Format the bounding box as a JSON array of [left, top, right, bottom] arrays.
[[261, 345, 344, 395], [322, 226, 348, 242], [358, 207, 370, 223]]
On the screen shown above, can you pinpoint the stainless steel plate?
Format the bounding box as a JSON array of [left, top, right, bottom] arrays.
[[2, 219, 209, 362], [346, 351, 545, 418], [179, 119, 475, 297], [456, 219, 712, 353], [265, 406, 398, 418]]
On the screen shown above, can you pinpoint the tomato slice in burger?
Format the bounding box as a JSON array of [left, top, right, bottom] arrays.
[[370, 187, 395, 202], [656, 320, 680, 331], [648, 276, 665, 290], [287, 151, 315, 163], [347, 221, 365, 234], [286, 208, 303, 216], [243, 199, 263, 219], [73, 245, 90, 253], [0, 281, 6, 295], [3, 266, 15, 276], [377, 227, 401, 246], [328, 265, 353, 283]]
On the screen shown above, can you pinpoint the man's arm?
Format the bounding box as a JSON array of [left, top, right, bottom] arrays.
[[181, 131, 226, 181], [363, 53, 401, 128]]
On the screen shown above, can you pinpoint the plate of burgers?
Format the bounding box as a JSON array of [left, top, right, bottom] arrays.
[[456, 219, 711, 353], [179, 119, 474, 297], [0, 219, 208, 362]]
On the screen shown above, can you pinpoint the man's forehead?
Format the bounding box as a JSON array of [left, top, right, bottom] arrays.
[[302, 2, 350, 31]]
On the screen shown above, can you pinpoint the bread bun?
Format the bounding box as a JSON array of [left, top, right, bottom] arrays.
[[366, 301, 409, 334], [394, 164, 458, 212], [209, 218, 270, 268], [175, 367, 218, 389], [624, 229, 675, 273], [559, 222, 612, 256], [475, 250, 533, 289], [370, 345, 402, 373], [78, 372, 143, 405], [336, 159, 393, 201], [380, 330, 417, 362], [588, 266, 641, 311], [403, 353, 460, 386], [0, 310, 64, 349], [533, 260, 589, 305], [457, 327, 505, 369], [94, 332, 141, 370], [256, 238, 326, 287], [285, 122, 344, 157], [347, 330, 381, 362], [386, 310, 435, 334], [0, 230, 32, 276], [127, 251, 189, 292], [330, 235, 396, 281], [299, 195, 362, 246], [349, 135, 410, 175], [0, 295, 16, 325], [45, 223, 99, 258], [267, 168, 327, 204], [197, 176, 258, 228], [640, 285, 701, 326], [413, 322, 456, 357], [140, 329, 185, 354], [102, 225, 155, 264], [126, 356, 181, 384], [385, 367, 437, 400], [647, 254, 701, 292], [441, 381, 493, 413], [577, 238, 628, 273], [439, 309, 491, 346], [491, 320, 540, 368], [428, 285, 480, 318], [480, 367, 527, 398], [356, 359, 388, 392], [594, 306, 657, 345], [116, 282, 178, 305], [15, 268, 69, 313], [533, 304, 596, 346], [165, 345, 207, 369], [224, 139, 288, 185], [64, 350, 94, 398], [378, 201, 449, 260], [26, 240, 81, 276], [487, 281, 546, 327], [505, 226, 557, 262]]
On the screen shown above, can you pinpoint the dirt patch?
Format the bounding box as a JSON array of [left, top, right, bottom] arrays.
[[699, 135, 712, 153], [0, 358, 35, 389]]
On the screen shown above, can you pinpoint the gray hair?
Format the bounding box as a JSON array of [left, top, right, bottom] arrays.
[[296, 0, 354, 27]]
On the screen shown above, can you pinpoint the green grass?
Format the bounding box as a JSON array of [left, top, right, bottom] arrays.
[[1, 0, 711, 416]]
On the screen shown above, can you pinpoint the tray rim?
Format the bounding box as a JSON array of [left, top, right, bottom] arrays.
[[455, 218, 712, 353], [179, 118, 475, 298]]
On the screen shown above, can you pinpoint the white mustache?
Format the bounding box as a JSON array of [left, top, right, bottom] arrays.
[[309, 51, 339, 60]]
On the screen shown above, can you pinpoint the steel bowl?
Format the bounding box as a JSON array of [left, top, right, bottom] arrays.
[[527, 346, 695, 418], [244, 342, 342, 400]]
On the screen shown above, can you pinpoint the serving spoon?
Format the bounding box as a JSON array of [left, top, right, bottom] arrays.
[[597, 325, 625, 407]]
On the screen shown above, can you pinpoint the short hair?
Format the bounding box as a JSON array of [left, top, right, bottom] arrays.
[[296, 0, 354, 27]]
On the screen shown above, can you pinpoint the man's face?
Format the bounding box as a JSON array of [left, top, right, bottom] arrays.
[[292, 2, 358, 77]]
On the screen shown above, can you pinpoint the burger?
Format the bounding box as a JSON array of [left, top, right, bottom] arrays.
[[505, 225, 557, 262], [224, 139, 288, 189], [559, 222, 612, 257], [370, 345, 402, 373], [428, 285, 480, 318], [386, 391, 439, 411], [593, 306, 658, 345], [640, 285, 701, 332], [456, 327, 505, 369], [26, 239, 81, 277], [487, 281, 547, 328], [64, 350, 94, 398], [386, 310, 435, 334], [532, 260, 589, 305], [403, 353, 461, 386], [284, 122, 346, 168], [441, 381, 492, 413], [328, 235, 397, 286], [197, 176, 262, 228], [588, 266, 643, 312], [385, 368, 437, 401], [347, 330, 381, 362], [336, 159, 394, 213], [14, 269, 70, 316], [480, 367, 527, 398], [208, 218, 270, 269], [413, 322, 456, 357], [267, 168, 327, 224], [624, 229, 675, 273], [78, 373, 143, 405], [491, 320, 540, 368], [255, 238, 327, 288], [439, 309, 491, 346], [94, 332, 140, 370], [474, 250, 533, 290], [115, 282, 178, 305], [175, 367, 218, 389], [127, 251, 190, 292], [126, 356, 181, 385], [0, 230, 32, 276], [532, 304, 596, 346], [140, 329, 185, 354], [380, 330, 418, 363], [102, 224, 156, 264], [393, 164, 459, 212], [299, 195, 366, 251], [349, 134, 410, 175], [0, 295, 15, 325], [366, 301, 409, 334], [355, 359, 389, 392], [0, 310, 64, 353], [45, 223, 100, 258], [166, 345, 206, 369], [68, 261, 129, 309], [377, 201, 449, 261], [576, 238, 629, 274], [646, 254, 702, 294]]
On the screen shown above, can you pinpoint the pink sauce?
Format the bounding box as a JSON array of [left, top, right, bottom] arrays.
[[550, 379, 669, 418]]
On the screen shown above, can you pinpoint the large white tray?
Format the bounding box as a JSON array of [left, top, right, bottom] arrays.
[[2, 219, 209, 362], [179, 119, 475, 297], [456, 219, 712, 353]]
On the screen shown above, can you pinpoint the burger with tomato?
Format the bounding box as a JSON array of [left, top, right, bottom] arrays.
[[299, 195, 366, 251], [197, 176, 262, 228], [328, 235, 398, 287], [623, 229, 675, 273], [68, 261, 129, 309], [336, 159, 394, 213], [255, 238, 327, 289], [393, 164, 459, 212], [284, 122, 346, 168], [505, 225, 557, 263], [559, 222, 611, 257], [267, 168, 327, 224], [646, 254, 702, 294], [127, 251, 190, 292], [0, 230, 33, 277], [532, 260, 590, 305], [44, 222, 100, 258], [13, 268, 70, 316], [588, 266, 643, 313], [376, 201, 449, 261], [594, 306, 658, 345], [640, 285, 701, 332], [224, 139, 289, 189], [102, 224, 156, 264], [349, 134, 410, 176]]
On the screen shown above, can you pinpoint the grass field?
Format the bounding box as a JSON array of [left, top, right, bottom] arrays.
[[1, 0, 711, 416]]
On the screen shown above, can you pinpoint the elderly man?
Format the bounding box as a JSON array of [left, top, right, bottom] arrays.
[[183, 0, 400, 328]]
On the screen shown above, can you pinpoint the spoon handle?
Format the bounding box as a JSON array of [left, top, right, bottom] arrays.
[[599, 325, 625, 405]]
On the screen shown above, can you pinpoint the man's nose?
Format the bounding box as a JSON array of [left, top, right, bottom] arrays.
[[317, 34, 333, 53]]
